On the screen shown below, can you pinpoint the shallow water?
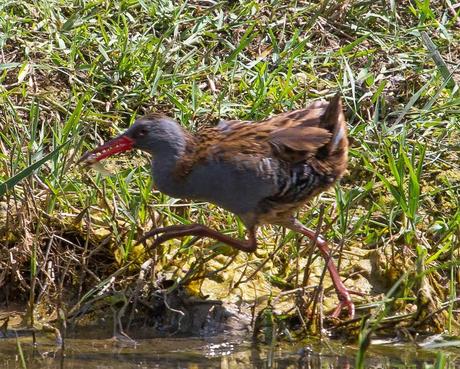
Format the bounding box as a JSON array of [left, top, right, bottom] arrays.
[[1, 334, 460, 369]]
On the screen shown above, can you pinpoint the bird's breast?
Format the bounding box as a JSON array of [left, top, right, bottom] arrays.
[[152, 159, 278, 216]]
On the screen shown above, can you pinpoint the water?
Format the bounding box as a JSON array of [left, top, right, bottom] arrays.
[[1, 334, 460, 369]]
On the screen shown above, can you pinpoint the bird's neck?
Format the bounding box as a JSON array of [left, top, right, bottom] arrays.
[[150, 130, 195, 197]]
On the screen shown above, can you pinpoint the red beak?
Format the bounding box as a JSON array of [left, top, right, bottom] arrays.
[[79, 135, 135, 165]]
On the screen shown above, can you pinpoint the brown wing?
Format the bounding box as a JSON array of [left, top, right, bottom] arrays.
[[174, 99, 337, 177], [269, 126, 332, 162]]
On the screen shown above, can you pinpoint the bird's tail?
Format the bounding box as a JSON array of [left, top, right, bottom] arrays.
[[316, 94, 348, 176]]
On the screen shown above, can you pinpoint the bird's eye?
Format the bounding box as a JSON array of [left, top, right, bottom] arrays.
[[138, 128, 148, 137]]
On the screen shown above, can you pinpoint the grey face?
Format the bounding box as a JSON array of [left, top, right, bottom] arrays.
[[79, 114, 186, 165], [124, 115, 185, 156], [124, 120, 157, 152]]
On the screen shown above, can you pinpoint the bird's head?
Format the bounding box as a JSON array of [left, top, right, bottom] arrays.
[[79, 114, 186, 164]]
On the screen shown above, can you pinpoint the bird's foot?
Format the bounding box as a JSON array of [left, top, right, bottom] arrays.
[[137, 224, 202, 250], [283, 220, 357, 319], [330, 288, 355, 319], [137, 224, 258, 253]]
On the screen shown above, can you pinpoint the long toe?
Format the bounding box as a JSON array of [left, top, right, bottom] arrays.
[[331, 289, 355, 319], [137, 225, 193, 244]]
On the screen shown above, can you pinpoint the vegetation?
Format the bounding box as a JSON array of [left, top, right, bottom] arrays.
[[0, 0, 459, 347]]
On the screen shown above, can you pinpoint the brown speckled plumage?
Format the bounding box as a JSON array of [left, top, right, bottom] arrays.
[[172, 97, 348, 227], [177, 99, 347, 179]]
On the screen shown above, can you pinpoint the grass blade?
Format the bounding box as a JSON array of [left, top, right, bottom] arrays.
[[0, 140, 71, 196], [421, 31, 456, 90]]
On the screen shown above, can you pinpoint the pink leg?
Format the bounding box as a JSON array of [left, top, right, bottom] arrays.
[[285, 219, 355, 318], [138, 224, 258, 252]]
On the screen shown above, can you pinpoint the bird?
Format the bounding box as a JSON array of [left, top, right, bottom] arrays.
[[79, 95, 354, 318]]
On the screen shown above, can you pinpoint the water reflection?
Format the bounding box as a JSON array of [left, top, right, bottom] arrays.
[[0, 335, 458, 369]]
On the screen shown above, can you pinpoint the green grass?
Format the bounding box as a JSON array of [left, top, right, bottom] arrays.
[[0, 0, 459, 348]]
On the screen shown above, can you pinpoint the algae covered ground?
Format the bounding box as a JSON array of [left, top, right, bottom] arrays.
[[0, 0, 459, 346]]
